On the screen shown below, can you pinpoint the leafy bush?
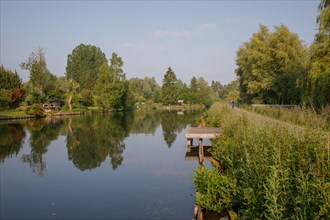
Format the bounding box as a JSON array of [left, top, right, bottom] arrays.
[[193, 166, 235, 213], [25, 104, 45, 117]]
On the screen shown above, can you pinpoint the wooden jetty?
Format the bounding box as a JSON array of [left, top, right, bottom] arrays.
[[186, 127, 223, 220], [185, 127, 221, 146], [185, 127, 221, 164]]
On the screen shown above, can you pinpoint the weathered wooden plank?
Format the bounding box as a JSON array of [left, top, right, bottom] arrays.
[[185, 127, 221, 139]]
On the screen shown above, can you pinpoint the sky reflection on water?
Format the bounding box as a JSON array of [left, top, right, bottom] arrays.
[[0, 110, 202, 219]]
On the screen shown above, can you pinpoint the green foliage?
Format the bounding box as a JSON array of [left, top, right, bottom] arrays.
[[196, 77, 216, 107], [194, 102, 329, 218], [161, 67, 179, 105], [95, 53, 134, 111], [66, 44, 107, 90], [24, 82, 47, 104], [193, 166, 234, 213], [25, 104, 45, 117], [20, 48, 55, 100], [236, 25, 308, 105], [0, 65, 21, 90], [305, 0, 330, 110], [0, 89, 12, 110], [80, 88, 94, 107], [0, 66, 24, 108], [129, 77, 161, 103]]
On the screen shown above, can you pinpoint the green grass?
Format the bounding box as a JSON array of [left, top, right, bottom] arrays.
[[241, 104, 330, 132], [193, 102, 330, 219], [0, 110, 28, 118]]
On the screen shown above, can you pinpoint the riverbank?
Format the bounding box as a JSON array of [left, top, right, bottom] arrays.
[[0, 110, 35, 120], [193, 102, 329, 219], [0, 104, 204, 120]]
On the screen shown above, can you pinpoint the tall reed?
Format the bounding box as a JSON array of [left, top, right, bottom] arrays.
[[193, 102, 329, 219]]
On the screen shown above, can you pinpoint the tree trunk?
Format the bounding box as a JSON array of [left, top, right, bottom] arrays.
[[68, 92, 73, 111]]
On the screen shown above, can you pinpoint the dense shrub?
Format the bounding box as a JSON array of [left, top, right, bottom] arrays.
[[25, 104, 45, 117], [194, 102, 329, 219]]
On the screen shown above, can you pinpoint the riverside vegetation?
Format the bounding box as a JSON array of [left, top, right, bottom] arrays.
[[193, 102, 329, 219], [1, 0, 329, 115]]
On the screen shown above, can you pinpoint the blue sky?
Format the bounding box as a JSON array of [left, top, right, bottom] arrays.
[[1, 0, 319, 85]]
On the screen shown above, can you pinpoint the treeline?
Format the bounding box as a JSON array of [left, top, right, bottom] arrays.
[[0, 45, 238, 111], [236, 0, 330, 111]]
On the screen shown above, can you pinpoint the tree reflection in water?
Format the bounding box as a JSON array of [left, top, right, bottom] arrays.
[[161, 110, 202, 148], [1, 109, 202, 174], [66, 113, 129, 171], [21, 118, 62, 177], [0, 123, 26, 163]]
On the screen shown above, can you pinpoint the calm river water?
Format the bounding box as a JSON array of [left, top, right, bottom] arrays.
[[0, 109, 204, 219]]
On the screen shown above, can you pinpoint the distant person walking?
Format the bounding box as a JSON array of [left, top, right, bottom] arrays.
[[230, 100, 235, 109]]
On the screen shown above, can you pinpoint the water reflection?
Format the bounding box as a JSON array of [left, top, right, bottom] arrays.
[[67, 113, 129, 171], [21, 118, 63, 176], [0, 123, 25, 163], [1, 109, 202, 174]]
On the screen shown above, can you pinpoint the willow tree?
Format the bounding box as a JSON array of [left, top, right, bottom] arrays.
[[306, 0, 330, 109], [236, 25, 308, 104]]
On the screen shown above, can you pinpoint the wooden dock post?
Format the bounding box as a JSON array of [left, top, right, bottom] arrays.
[[185, 127, 221, 165], [186, 127, 221, 219], [199, 138, 204, 164], [187, 138, 193, 146]]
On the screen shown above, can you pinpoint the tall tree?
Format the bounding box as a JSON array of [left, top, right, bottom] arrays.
[[306, 0, 330, 109], [20, 48, 47, 90], [190, 76, 198, 93], [0, 66, 24, 108], [236, 25, 307, 104], [129, 77, 160, 103], [161, 67, 178, 105], [196, 77, 214, 107], [95, 53, 134, 110], [20, 48, 54, 102], [66, 44, 107, 91], [211, 80, 223, 99]]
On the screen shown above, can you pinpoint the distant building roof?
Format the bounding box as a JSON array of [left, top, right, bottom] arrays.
[[48, 98, 65, 103]]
